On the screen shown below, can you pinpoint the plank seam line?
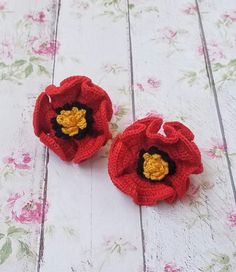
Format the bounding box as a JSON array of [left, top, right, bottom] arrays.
[[51, 0, 61, 85], [37, 148, 49, 272], [195, 0, 236, 203], [37, 1, 62, 271], [126, 0, 147, 271], [126, 0, 135, 122]]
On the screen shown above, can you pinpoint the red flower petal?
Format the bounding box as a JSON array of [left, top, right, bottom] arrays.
[[33, 92, 55, 136], [146, 118, 179, 145], [45, 76, 90, 108], [73, 135, 106, 163], [92, 100, 112, 139], [79, 80, 113, 121], [163, 133, 203, 172], [118, 121, 148, 154], [108, 138, 137, 178], [109, 171, 176, 206], [165, 121, 194, 141], [45, 76, 112, 121], [40, 132, 77, 161], [133, 181, 177, 206], [168, 164, 192, 198], [108, 134, 177, 205]]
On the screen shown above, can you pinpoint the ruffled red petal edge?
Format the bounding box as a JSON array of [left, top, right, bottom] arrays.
[[33, 76, 113, 162], [45, 76, 113, 121], [108, 117, 203, 206], [33, 92, 53, 137], [108, 137, 176, 206]]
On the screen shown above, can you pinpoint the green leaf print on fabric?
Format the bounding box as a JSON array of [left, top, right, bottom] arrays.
[[201, 253, 236, 272], [7, 226, 29, 238], [0, 238, 12, 264], [17, 240, 36, 261], [0, 57, 49, 84]]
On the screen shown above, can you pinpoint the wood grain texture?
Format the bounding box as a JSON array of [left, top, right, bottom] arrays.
[[197, 0, 236, 198], [40, 1, 144, 272], [129, 0, 236, 271], [0, 0, 56, 271]]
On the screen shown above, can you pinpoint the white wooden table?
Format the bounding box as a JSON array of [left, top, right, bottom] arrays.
[[0, 1, 236, 271]]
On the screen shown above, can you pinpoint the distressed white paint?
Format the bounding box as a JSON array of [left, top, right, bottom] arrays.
[[40, 1, 143, 272], [197, 0, 236, 194], [129, 0, 236, 271], [0, 0, 56, 271]]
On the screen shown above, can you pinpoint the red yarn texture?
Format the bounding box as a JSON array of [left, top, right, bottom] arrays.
[[108, 117, 203, 206], [33, 76, 113, 163]]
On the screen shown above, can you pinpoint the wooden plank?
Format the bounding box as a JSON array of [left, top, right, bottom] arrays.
[[195, 1, 236, 269], [0, 1, 56, 271], [129, 0, 236, 271], [197, 0, 236, 198], [40, 1, 144, 271]]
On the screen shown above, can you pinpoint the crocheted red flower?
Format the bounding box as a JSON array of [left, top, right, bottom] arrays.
[[33, 76, 113, 163], [108, 117, 203, 206]]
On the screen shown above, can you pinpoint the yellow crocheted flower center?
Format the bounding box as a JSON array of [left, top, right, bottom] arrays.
[[56, 107, 87, 137], [143, 153, 169, 181]]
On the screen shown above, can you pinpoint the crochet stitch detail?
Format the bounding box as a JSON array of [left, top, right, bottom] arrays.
[[108, 116, 203, 206], [137, 146, 176, 183], [57, 107, 87, 136], [33, 75, 113, 163], [143, 153, 169, 181], [51, 102, 93, 140]]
